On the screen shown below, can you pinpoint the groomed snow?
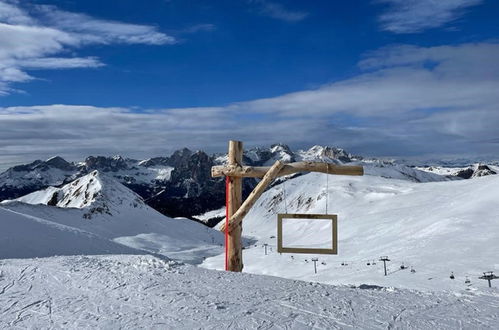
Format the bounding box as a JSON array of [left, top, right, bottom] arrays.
[[1, 255, 498, 329]]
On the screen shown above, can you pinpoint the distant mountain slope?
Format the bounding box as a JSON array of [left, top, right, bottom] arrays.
[[0, 207, 141, 259], [1, 144, 494, 223], [203, 172, 499, 291], [418, 163, 498, 179], [1, 171, 224, 263]]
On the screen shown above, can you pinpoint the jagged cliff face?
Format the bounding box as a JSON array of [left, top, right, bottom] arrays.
[[1, 144, 495, 225]]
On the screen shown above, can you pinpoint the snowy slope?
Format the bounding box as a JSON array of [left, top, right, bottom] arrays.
[[362, 160, 453, 182], [203, 173, 499, 291], [0, 207, 141, 259], [1, 254, 498, 329], [1, 172, 224, 263]]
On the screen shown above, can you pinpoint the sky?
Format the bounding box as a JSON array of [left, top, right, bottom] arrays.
[[1, 0, 499, 167]]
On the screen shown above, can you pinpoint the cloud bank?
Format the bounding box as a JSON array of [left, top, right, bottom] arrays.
[[1, 42, 499, 164]]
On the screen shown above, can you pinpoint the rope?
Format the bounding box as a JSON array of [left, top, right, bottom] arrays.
[[225, 176, 230, 271], [325, 163, 329, 214], [282, 177, 288, 214]]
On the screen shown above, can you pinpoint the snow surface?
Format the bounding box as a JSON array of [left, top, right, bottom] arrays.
[[1, 254, 498, 329], [203, 173, 499, 292], [0, 208, 141, 259], [1, 172, 224, 264]]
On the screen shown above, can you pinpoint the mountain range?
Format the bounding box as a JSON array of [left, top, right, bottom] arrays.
[[0, 144, 496, 227]]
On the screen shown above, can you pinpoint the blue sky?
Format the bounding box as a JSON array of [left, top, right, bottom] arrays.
[[1, 0, 499, 165]]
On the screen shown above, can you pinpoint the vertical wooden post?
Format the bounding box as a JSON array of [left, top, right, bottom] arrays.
[[226, 140, 243, 272]]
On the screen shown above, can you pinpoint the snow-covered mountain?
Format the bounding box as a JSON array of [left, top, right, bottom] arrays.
[[418, 163, 498, 179], [202, 171, 499, 292], [1, 171, 224, 263], [1, 144, 496, 226]]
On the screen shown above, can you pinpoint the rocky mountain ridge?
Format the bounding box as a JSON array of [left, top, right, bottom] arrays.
[[1, 144, 495, 225]]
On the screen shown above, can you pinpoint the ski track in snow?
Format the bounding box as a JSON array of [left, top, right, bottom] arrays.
[[0, 255, 498, 329]]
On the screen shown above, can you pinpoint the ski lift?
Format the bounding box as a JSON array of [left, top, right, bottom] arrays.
[[366, 261, 371, 266], [410, 267, 416, 273], [465, 277, 471, 284], [400, 263, 406, 270], [450, 272, 455, 280], [372, 260, 376, 265]]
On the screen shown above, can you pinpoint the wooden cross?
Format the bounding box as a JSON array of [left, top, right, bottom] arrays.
[[211, 140, 364, 272]]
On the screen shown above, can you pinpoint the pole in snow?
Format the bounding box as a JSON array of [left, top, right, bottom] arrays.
[[380, 256, 390, 276], [312, 258, 319, 274], [479, 271, 499, 288], [263, 243, 268, 255]]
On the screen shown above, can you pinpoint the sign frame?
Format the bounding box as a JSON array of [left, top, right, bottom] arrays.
[[277, 213, 337, 254]]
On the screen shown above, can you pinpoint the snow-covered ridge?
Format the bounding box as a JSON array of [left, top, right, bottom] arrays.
[[417, 163, 498, 179], [3, 170, 145, 218], [1, 171, 225, 263]]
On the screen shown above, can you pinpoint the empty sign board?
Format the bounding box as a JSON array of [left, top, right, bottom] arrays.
[[277, 214, 337, 254]]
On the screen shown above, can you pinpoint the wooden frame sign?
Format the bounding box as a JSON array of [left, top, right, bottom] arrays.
[[277, 214, 338, 254]]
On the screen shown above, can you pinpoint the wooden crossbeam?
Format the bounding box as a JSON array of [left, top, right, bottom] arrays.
[[220, 160, 284, 233], [212, 161, 363, 178]]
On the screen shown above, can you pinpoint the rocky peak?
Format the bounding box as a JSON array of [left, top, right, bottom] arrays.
[[168, 148, 193, 168], [42, 156, 76, 171], [138, 157, 170, 167], [10, 160, 43, 172], [245, 144, 295, 166], [170, 150, 213, 183], [299, 145, 353, 163], [455, 164, 497, 179], [84, 155, 131, 172]]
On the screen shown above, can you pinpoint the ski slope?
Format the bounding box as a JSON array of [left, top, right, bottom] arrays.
[[202, 173, 499, 291], [1, 254, 498, 329], [0, 208, 141, 259], [1, 171, 224, 263]]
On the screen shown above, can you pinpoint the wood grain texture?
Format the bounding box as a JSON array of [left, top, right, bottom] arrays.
[[226, 140, 243, 272], [220, 160, 285, 233], [212, 162, 363, 178]]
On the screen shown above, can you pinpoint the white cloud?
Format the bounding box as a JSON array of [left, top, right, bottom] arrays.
[[35, 5, 175, 45], [249, 0, 308, 22], [377, 0, 483, 33], [1, 42, 499, 163], [0, 1, 174, 95], [0, 0, 33, 25]]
